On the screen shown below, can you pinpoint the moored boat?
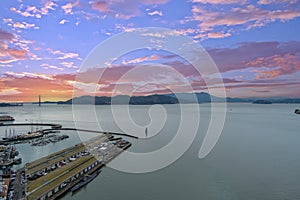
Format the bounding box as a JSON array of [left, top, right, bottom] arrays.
[[71, 170, 102, 193], [0, 115, 15, 122], [2, 131, 43, 142]]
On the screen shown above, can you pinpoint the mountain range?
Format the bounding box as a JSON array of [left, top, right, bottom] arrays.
[[56, 92, 300, 105]]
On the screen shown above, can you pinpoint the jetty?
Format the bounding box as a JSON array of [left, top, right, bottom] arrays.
[[41, 128, 139, 139], [0, 123, 138, 139], [0, 123, 62, 129]]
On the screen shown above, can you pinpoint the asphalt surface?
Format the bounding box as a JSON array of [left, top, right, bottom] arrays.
[[12, 168, 26, 200]]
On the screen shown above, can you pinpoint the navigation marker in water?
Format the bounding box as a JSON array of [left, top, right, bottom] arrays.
[[145, 127, 148, 137]]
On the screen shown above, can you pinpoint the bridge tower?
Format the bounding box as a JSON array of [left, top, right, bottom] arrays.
[[39, 95, 41, 107]]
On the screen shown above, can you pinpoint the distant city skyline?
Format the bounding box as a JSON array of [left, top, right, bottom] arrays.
[[1, 0, 300, 102]]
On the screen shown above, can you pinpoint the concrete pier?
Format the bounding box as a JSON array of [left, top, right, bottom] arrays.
[[10, 134, 131, 200]]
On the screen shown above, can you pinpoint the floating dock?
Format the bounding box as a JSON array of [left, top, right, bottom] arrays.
[[0, 145, 21, 167], [13, 134, 132, 200]]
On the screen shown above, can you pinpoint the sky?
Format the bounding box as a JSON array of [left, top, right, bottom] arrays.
[[0, 0, 300, 102]]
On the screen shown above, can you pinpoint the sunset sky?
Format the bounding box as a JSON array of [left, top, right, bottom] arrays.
[[1, 0, 300, 102]]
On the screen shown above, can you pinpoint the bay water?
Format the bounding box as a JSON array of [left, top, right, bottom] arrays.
[[0, 103, 299, 200]]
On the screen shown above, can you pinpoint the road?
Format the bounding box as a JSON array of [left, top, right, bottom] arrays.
[[12, 168, 26, 200]]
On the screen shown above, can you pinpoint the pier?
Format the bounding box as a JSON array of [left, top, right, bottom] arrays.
[[9, 134, 131, 200], [0, 123, 138, 145], [1, 121, 137, 199], [0, 123, 62, 129], [0, 123, 138, 139], [41, 128, 139, 139]]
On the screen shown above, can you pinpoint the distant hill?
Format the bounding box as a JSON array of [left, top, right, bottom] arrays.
[[58, 94, 179, 105], [55, 92, 300, 105], [253, 100, 272, 104], [0, 103, 23, 107], [165, 92, 225, 103]]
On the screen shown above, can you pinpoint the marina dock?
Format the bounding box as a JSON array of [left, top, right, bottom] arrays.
[[0, 120, 136, 199], [10, 134, 131, 200], [0, 123, 62, 129]]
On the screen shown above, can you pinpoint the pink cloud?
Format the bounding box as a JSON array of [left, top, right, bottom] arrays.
[[222, 80, 300, 98], [5, 71, 53, 80], [60, 61, 78, 69], [0, 29, 28, 64], [10, 1, 57, 18], [61, 1, 79, 14], [92, 1, 111, 13], [92, 0, 169, 19], [0, 73, 75, 102], [57, 52, 81, 60], [2, 58, 300, 101], [207, 32, 231, 39], [0, 29, 14, 41], [3, 18, 39, 32], [46, 48, 81, 60], [59, 19, 69, 25], [258, 0, 298, 4], [208, 41, 300, 78], [122, 55, 161, 65], [192, 0, 247, 4], [72, 56, 222, 97], [147, 10, 163, 16], [247, 54, 300, 79], [192, 4, 300, 32], [40, 1, 57, 15], [142, 0, 169, 4], [13, 21, 39, 30], [41, 63, 64, 71]]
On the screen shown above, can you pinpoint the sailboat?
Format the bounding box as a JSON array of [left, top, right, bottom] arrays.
[[145, 127, 148, 137]]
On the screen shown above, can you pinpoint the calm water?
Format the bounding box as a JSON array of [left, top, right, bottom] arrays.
[[1, 103, 300, 200]]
